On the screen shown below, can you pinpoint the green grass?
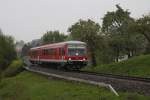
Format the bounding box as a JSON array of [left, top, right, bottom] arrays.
[[83, 54, 150, 78], [0, 71, 150, 100]]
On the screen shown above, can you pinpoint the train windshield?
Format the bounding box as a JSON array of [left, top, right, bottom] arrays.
[[67, 44, 86, 56], [68, 48, 86, 56]]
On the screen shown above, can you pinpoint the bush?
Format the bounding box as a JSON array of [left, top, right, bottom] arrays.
[[0, 32, 16, 70], [3, 59, 24, 77]]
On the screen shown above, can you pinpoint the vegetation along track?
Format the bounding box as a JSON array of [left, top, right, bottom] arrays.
[[24, 65, 150, 96]]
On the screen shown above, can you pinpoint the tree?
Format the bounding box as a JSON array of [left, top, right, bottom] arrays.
[[0, 30, 16, 80], [136, 14, 150, 43], [21, 43, 31, 57], [68, 19, 101, 66], [102, 5, 131, 34], [41, 31, 67, 44], [127, 14, 150, 54], [135, 14, 150, 53], [102, 5, 145, 61]]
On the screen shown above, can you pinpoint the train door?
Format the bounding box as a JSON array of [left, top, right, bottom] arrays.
[[59, 48, 62, 60], [61, 47, 65, 60], [58, 47, 65, 60]]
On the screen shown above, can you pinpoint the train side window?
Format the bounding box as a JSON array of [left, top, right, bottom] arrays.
[[35, 51, 37, 56], [48, 49, 54, 55], [42, 49, 45, 55], [33, 51, 34, 56], [30, 51, 32, 56], [32, 51, 34, 56], [48, 49, 52, 55], [54, 48, 56, 55], [59, 48, 61, 55], [43, 49, 48, 55], [45, 49, 48, 55], [42, 49, 44, 55], [32, 50, 37, 56], [47, 49, 50, 55], [43, 50, 44, 55], [52, 49, 55, 56], [52, 49, 54, 55], [44, 48, 56, 56]]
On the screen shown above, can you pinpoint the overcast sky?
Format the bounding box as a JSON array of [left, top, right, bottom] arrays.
[[0, 0, 150, 42]]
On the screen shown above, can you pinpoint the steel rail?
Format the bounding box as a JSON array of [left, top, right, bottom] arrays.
[[77, 70, 150, 83]]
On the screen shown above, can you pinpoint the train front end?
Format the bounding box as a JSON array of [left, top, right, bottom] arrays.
[[64, 41, 88, 70]]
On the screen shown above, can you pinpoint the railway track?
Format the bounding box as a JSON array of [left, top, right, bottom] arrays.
[[24, 64, 150, 96], [77, 70, 150, 83], [23, 57, 150, 83]]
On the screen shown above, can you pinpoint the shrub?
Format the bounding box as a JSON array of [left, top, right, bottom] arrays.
[[3, 59, 24, 77], [0, 32, 16, 70]]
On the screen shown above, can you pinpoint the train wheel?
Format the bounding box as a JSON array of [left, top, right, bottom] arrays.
[[73, 66, 80, 71], [64, 65, 80, 71], [64, 65, 71, 71]]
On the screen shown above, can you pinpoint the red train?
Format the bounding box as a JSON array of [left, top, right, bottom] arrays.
[[29, 41, 88, 70]]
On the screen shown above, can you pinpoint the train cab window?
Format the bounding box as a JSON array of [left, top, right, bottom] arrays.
[[68, 48, 86, 56]]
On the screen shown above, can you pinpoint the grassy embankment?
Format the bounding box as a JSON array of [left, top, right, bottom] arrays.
[[0, 71, 150, 100], [83, 54, 150, 78]]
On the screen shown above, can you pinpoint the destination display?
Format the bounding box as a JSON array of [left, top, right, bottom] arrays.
[[68, 44, 86, 48]]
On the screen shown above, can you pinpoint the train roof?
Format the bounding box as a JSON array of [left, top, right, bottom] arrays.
[[30, 41, 86, 50]]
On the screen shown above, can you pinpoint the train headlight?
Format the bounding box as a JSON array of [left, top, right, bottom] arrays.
[[69, 58, 71, 60], [83, 58, 86, 61]]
